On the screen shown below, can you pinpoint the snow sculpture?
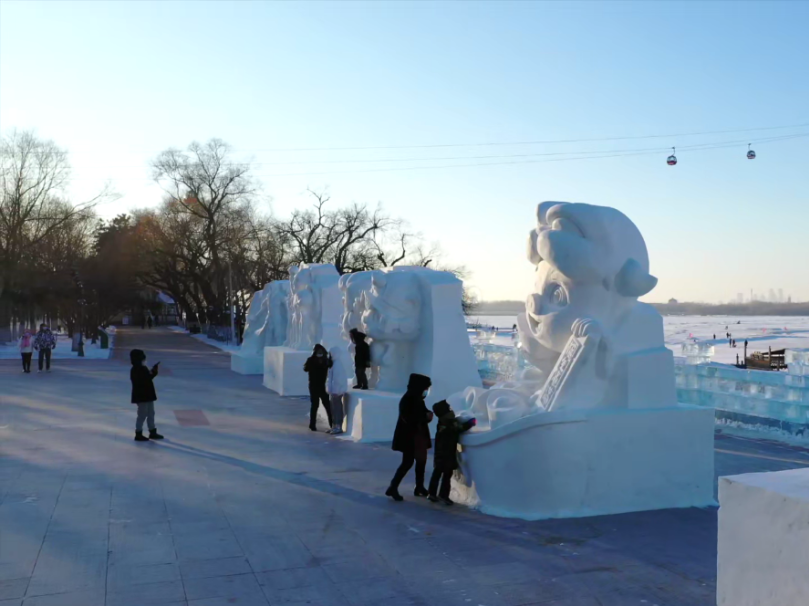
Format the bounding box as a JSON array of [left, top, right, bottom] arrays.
[[339, 267, 482, 442], [450, 202, 715, 519], [239, 287, 271, 357], [339, 271, 377, 386], [232, 280, 290, 375], [283, 263, 341, 351], [256, 280, 289, 347], [264, 263, 343, 395]]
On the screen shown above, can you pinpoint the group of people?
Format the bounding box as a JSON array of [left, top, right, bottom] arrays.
[[303, 328, 371, 435], [128, 328, 476, 506], [386, 373, 476, 505], [302, 331, 477, 505], [17, 324, 58, 373]]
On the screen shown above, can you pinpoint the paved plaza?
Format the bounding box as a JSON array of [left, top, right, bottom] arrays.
[[1, 328, 808, 606]]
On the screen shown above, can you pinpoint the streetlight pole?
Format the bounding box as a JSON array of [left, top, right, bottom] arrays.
[[228, 259, 237, 345]]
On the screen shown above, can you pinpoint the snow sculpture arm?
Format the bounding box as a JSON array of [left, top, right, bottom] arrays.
[[533, 318, 612, 412]]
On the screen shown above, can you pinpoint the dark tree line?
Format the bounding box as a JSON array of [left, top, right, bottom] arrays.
[[0, 132, 475, 340]]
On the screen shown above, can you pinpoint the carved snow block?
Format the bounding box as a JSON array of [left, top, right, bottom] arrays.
[[342, 390, 402, 443], [718, 469, 809, 606], [263, 346, 310, 396], [457, 404, 715, 520], [230, 351, 264, 375]]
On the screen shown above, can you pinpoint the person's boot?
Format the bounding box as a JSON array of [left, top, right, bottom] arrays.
[[414, 486, 429, 498], [149, 429, 164, 440], [439, 497, 454, 506], [385, 486, 404, 502], [428, 494, 440, 503], [134, 431, 150, 442]]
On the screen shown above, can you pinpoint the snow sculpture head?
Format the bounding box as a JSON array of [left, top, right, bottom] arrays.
[[284, 263, 342, 351], [452, 201, 674, 430], [256, 280, 290, 348], [339, 272, 373, 342], [520, 201, 658, 373], [240, 287, 271, 356]]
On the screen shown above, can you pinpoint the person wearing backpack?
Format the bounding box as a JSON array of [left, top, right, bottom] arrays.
[[18, 330, 34, 373]]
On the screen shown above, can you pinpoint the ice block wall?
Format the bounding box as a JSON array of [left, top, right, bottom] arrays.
[[675, 361, 809, 435], [472, 343, 530, 383]]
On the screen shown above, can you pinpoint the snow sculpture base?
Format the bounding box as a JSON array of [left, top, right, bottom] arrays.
[[718, 469, 809, 606], [455, 404, 715, 520], [343, 390, 402, 443], [263, 346, 309, 396], [230, 352, 264, 375]]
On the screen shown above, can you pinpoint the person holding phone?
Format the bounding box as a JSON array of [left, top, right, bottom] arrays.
[[129, 349, 164, 442]]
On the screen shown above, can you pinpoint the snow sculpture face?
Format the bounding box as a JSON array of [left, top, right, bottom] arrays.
[[520, 202, 657, 371], [361, 270, 421, 342], [339, 272, 373, 341]]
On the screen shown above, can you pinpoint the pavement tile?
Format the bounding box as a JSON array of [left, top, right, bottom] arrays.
[[174, 529, 244, 562], [21, 589, 105, 606], [106, 580, 186, 606], [0, 579, 27, 601], [255, 568, 334, 591], [183, 573, 265, 601], [180, 557, 253, 580], [261, 584, 350, 606], [319, 554, 396, 584], [106, 562, 182, 592]]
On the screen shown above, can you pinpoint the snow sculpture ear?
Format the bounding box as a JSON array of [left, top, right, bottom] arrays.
[[614, 258, 657, 298], [527, 229, 541, 265]]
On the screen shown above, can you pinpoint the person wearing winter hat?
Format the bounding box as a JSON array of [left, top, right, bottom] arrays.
[[428, 400, 476, 505], [303, 344, 333, 431], [386, 373, 434, 501], [349, 328, 371, 389], [129, 349, 164, 442]]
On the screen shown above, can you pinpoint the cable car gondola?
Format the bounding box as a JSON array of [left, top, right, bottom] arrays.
[[667, 147, 677, 166], [747, 143, 756, 160]]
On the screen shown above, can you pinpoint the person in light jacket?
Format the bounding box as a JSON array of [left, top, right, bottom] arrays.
[[327, 347, 349, 434], [18, 330, 34, 373]]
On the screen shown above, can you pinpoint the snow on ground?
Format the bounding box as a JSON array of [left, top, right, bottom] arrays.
[[167, 325, 240, 353], [0, 330, 114, 360], [467, 314, 809, 366]]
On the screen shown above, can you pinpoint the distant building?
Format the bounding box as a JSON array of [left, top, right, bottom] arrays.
[[668, 298, 678, 305]]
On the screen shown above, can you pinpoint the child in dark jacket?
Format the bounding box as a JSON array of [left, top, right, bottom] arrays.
[[428, 400, 475, 505], [130, 349, 163, 442], [349, 329, 370, 390]]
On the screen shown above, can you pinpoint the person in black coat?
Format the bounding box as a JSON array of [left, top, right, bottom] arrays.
[[130, 349, 163, 442], [428, 400, 475, 505], [350, 329, 371, 390], [386, 373, 433, 502], [303, 344, 333, 431]]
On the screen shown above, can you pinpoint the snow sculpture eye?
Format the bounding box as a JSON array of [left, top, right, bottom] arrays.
[[545, 283, 568, 308]]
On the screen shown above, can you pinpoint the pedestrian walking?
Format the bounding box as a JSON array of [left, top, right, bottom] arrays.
[[327, 347, 349, 434], [33, 324, 56, 372], [130, 349, 163, 442], [18, 329, 34, 373], [428, 400, 475, 505], [303, 344, 333, 431], [349, 328, 370, 390], [385, 373, 433, 502], [147, 315, 153, 329]]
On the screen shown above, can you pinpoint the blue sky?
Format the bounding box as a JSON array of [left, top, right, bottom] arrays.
[[2, 0, 808, 303]]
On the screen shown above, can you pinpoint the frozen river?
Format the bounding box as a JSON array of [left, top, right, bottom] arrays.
[[467, 314, 809, 365]]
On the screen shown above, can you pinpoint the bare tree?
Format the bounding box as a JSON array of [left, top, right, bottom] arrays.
[[0, 130, 114, 335], [151, 139, 258, 321]]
